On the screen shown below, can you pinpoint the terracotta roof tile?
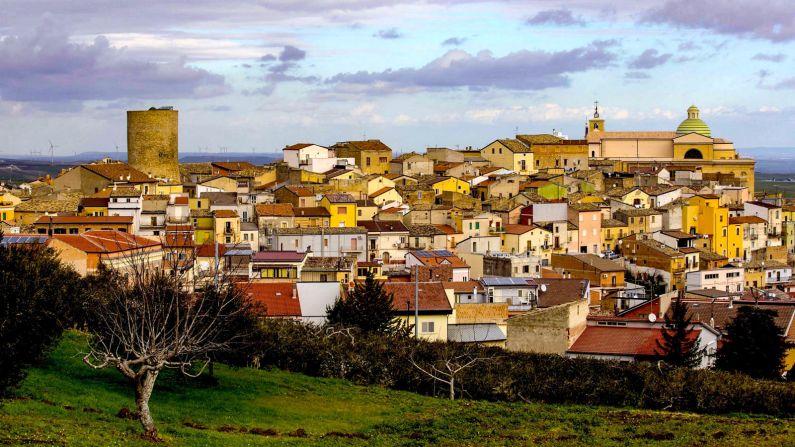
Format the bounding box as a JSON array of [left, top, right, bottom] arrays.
[[238, 282, 301, 317], [256, 203, 294, 217], [568, 326, 699, 357], [384, 282, 452, 314]]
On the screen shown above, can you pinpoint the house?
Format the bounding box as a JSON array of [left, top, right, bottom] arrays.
[[422, 176, 471, 196], [550, 253, 624, 302], [293, 207, 331, 228], [282, 143, 329, 168], [331, 139, 393, 175], [685, 266, 744, 292], [501, 224, 552, 261], [108, 187, 143, 232], [606, 187, 651, 208], [568, 203, 602, 254], [358, 220, 409, 263], [48, 230, 162, 276], [481, 252, 543, 278], [480, 139, 534, 175], [730, 215, 767, 261], [274, 185, 318, 208], [384, 282, 453, 341], [78, 196, 109, 217], [405, 250, 471, 282], [406, 224, 449, 251], [272, 227, 366, 261], [480, 277, 539, 309], [213, 209, 241, 244], [455, 235, 502, 255], [251, 251, 307, 280], [601, 218, 628, 252], [368, 187, 402, 206], [389, 152, 433, 176], [256, 203, 295, 234], [516, 134, 588, 173], [566, 326, 701, 363], [506, 299, 589, 354], [53, 162, 158, 195], [210, 161, 257, 177], [320, 193, 357, 228], [239, 283, 302, 318], [162, 223, 194, 272], [301, 256, 356, 283], [642, 185, 682, 208], [614, 208, 663, 236], [34, 215, 134, 235], [744, 201, 782, 245], [620, 235, 692, 291]]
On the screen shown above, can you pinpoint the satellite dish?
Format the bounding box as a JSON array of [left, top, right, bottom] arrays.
[[648, 313, 657, 323], [540, 284, 547, 292]]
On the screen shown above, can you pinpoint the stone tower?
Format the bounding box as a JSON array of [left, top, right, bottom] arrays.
[[127, 107, 180, 182]]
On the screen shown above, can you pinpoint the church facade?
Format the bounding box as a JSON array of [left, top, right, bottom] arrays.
[[585, 105, 756, 194]]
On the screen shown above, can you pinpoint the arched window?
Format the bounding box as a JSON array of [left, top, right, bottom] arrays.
[[684, 148, 703, 159]]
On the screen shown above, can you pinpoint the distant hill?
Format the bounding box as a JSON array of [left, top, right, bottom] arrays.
[[0, 151, 282, 165]]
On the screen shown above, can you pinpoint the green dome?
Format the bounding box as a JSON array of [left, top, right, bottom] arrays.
[[676, 105, 711, 137]]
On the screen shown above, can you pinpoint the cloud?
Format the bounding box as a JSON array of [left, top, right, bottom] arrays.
[[373, 28, 403, 39], [442, 37, 466, 46], [525, 9, 586, 27], [625, 71, 651, 80], [325, 41, 617, 94], [245, 45, 316, 96], [643, 0, 795, 42], [769, 77, 795, 90], [628, 49, 671, 69], [0, 23, 229, 105], [752, 53, 786, 62], [279, 45, 306, 61], [677, 41, 700, 51]]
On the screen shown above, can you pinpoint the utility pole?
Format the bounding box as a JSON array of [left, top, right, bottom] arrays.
[[414, 265, 419, 338]]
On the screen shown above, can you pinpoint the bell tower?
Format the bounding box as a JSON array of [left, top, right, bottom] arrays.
[[587, 100, 605, 135]]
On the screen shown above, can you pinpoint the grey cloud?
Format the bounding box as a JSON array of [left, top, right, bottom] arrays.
[[374, 28, 403, 39], [260, 54, 277, 62], [325, 41, 617, 94], [644, 0, 795, 42], [526, 9, 586, 26], [442, 37, 466, 46], [753, 53, 786, 62], [677, 41, 700, 51], [625, 71, 651, 80], [0, 24, 230, 104], [628, 49, 671, 69], [279, 45, 306, 61]]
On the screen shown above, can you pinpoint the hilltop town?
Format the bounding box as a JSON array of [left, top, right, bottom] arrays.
[[1, 103, 793, 371]]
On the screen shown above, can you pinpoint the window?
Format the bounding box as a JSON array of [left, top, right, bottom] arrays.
[[421, 321, 435, 333], [475, 222, 480, 230], [337, 207, 347, 214], [379, 157, 388, 163], [324, 237, 329, 247], [366, 157, 371, 166], [69, 228, 78, 234]]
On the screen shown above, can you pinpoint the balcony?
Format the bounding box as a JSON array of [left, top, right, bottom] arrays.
[[749, 234, 759, 240], [393, 242, 409, 249]]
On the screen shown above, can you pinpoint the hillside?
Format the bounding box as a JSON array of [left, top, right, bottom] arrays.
[[0, 332, 792, 446]]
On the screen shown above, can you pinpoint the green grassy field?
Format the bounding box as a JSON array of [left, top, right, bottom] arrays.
[[0, 332, 793, 446]]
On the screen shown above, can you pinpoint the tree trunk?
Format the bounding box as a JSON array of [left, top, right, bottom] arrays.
[[135, 370, 160, 440], [449, 377, 455, 401]]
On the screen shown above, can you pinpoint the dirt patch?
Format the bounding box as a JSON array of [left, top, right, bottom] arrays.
[[712, 431, 726, 440], [324, 431, 370, 440], [217, 425, 237, 433], [62, 405, 75, 411], [288, 428, 308, 438], [637, 431, 675, 441], [116, 407, 140, 420], [82, 407, 103, 414], [183, 421, 208, 430], [249, 428, 278, 436]]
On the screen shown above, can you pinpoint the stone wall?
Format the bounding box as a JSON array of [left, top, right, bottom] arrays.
[[127, 109, 179, 182]]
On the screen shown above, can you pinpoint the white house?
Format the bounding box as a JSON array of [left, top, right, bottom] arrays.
[[685, 266, 744, 293], [273, 227, 367, 262], [108, 187, 143, 232], [455, 235, 502, 254], [283, 143, 330, 168]]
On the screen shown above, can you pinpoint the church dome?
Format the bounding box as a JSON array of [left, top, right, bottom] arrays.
[[676, 105, 711, 137]]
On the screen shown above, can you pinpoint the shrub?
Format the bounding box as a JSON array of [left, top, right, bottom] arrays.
[[244, 319, 795, 416]]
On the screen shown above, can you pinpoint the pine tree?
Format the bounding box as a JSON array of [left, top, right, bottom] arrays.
[[716, 306, 788, 380], [655, 294, 701, 368], [326, 271, 399, 334]]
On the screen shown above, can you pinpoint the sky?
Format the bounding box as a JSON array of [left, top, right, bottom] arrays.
[[2, 0, 795, 156]]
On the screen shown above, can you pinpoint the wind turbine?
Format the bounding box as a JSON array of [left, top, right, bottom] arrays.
[[48, 140, 58, 166]]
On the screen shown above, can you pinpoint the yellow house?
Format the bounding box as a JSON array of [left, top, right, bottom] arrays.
[[213, 209, 241, 244], [502, 224, 553, 261], [366, 175, 397, 195], [683, 194, 730, 257], [190, 197, 212, 212], [155, 183, 184, 195], [320, 193, 357, 228], [191, 209, 215, 244], [425, 176, 471, 196], [356, 200, 380, 221], [480, 139, 535, 175], [606, 187, 651, 208], [728, 222, 743, 261], [385, 282, 452, 342], [601, 219, 628, 252], [368, 187, 402, 206], [0, 192, 21, 221]]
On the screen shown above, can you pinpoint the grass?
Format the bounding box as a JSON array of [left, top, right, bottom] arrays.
[[0, 331, 793, 446]]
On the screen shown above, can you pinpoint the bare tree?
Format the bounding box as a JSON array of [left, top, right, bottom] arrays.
[[82, 235, 254, 440], [409, 341, 493, 401]]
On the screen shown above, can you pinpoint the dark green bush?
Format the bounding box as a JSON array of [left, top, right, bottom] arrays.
[[246, 319, 795, 416]]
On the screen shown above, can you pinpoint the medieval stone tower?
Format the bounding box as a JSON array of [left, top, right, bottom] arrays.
[[127, 107, 180, 182]]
